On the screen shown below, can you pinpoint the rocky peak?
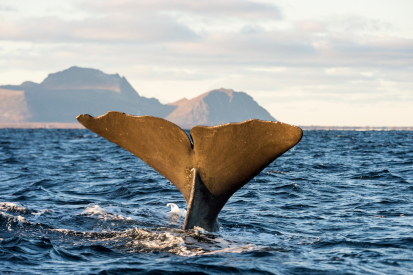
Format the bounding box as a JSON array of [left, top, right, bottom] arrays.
[[40, 66, 139, 96], [165, 88, 275, 128]]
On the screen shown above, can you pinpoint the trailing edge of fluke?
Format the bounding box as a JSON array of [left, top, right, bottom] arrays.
[[77, 111, 303, 232]]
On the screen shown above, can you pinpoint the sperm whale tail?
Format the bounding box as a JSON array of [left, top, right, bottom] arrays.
[[77, 111, 303, 232]]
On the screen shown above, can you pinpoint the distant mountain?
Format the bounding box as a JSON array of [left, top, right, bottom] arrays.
[[0, 66, 174, 122], [166, 88, 275, 128], [0, 67, 276, 127], [0, 88, 31, 122]]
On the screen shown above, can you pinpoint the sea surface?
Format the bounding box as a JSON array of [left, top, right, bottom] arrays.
[[1, 129, 412, 274]]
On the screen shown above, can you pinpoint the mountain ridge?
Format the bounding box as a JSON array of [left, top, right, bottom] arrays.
[[0, 66, 276, 127], [165, 88, 275, 128]]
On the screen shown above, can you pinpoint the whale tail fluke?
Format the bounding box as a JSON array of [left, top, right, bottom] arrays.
[[77, 111, 302, 232]]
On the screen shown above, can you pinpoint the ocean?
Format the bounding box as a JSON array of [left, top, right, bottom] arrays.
[[1, 129, 412, 274]]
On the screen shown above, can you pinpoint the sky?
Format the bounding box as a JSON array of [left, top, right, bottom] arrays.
[[0, 0, 412, 126]]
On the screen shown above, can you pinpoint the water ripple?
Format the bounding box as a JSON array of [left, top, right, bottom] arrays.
[[0, 129, 412, 274]]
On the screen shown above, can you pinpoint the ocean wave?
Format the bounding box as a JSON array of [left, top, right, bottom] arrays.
[[1, 129, 413, 274]]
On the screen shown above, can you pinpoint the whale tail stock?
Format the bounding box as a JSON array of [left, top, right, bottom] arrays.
[[77, 111, 303, 232]]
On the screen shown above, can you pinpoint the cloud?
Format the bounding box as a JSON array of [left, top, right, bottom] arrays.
[[326, 15, 395, 33], [0, 0, 282, 43], [0, 5, 17, 12], [295, 20, 325, 33], [1, 0, 409, 66], [1, 0, 412, 126], [0, 14, 198, 43], [240, 25, 266, 35], [82, 0, 282, 20]]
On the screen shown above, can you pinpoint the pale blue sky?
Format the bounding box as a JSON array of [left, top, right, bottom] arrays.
[[1, 0, 412, 126]]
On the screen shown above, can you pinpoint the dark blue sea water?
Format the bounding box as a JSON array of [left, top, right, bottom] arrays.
[[1, 129, 412, 274]]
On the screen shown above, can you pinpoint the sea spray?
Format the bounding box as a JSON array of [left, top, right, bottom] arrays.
[[166, 203, 187, 217]]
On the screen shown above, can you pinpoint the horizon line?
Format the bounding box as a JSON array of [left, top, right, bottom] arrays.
[[0, 122, 411, 131]]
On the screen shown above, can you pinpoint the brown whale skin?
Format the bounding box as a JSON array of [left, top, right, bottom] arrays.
[[77, 111, 303, 232]]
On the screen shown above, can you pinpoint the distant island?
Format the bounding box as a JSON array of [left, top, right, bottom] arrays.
[[1, 66, 411, 130], [0, 66, 275, 129]]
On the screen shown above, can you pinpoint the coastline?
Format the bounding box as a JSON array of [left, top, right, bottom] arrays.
[[0, 122, 411, 130], [0, 122, 84, 129], [299, 125, 413, 131]]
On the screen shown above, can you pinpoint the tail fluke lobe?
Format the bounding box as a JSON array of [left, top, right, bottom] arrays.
[[190, 120, 303, 198], [77, 112, 194, 201], [77, 112, 303, 231]]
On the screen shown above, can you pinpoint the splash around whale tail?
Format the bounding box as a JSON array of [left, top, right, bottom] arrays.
[[77, 111, 303, 231]]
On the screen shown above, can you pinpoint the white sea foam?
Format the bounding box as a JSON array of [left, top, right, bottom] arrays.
[[51, 228, 77, 234], [16, 215, 26, 224], [0, 211, 31, 231], [52, 224, 260, 257], [116, 227, 244, 256], [166, 203, 187, 217], [202, 244, 256, 255], [81, 204, 132, 221], [0, 202, 28, 213], [0, 201, 272, 257], [0, 202, 30, 230], [122, 228, 187, 254], [193, 226, 206, 233], [32, 209, 54, 217], [0, 201, 58, 229]]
